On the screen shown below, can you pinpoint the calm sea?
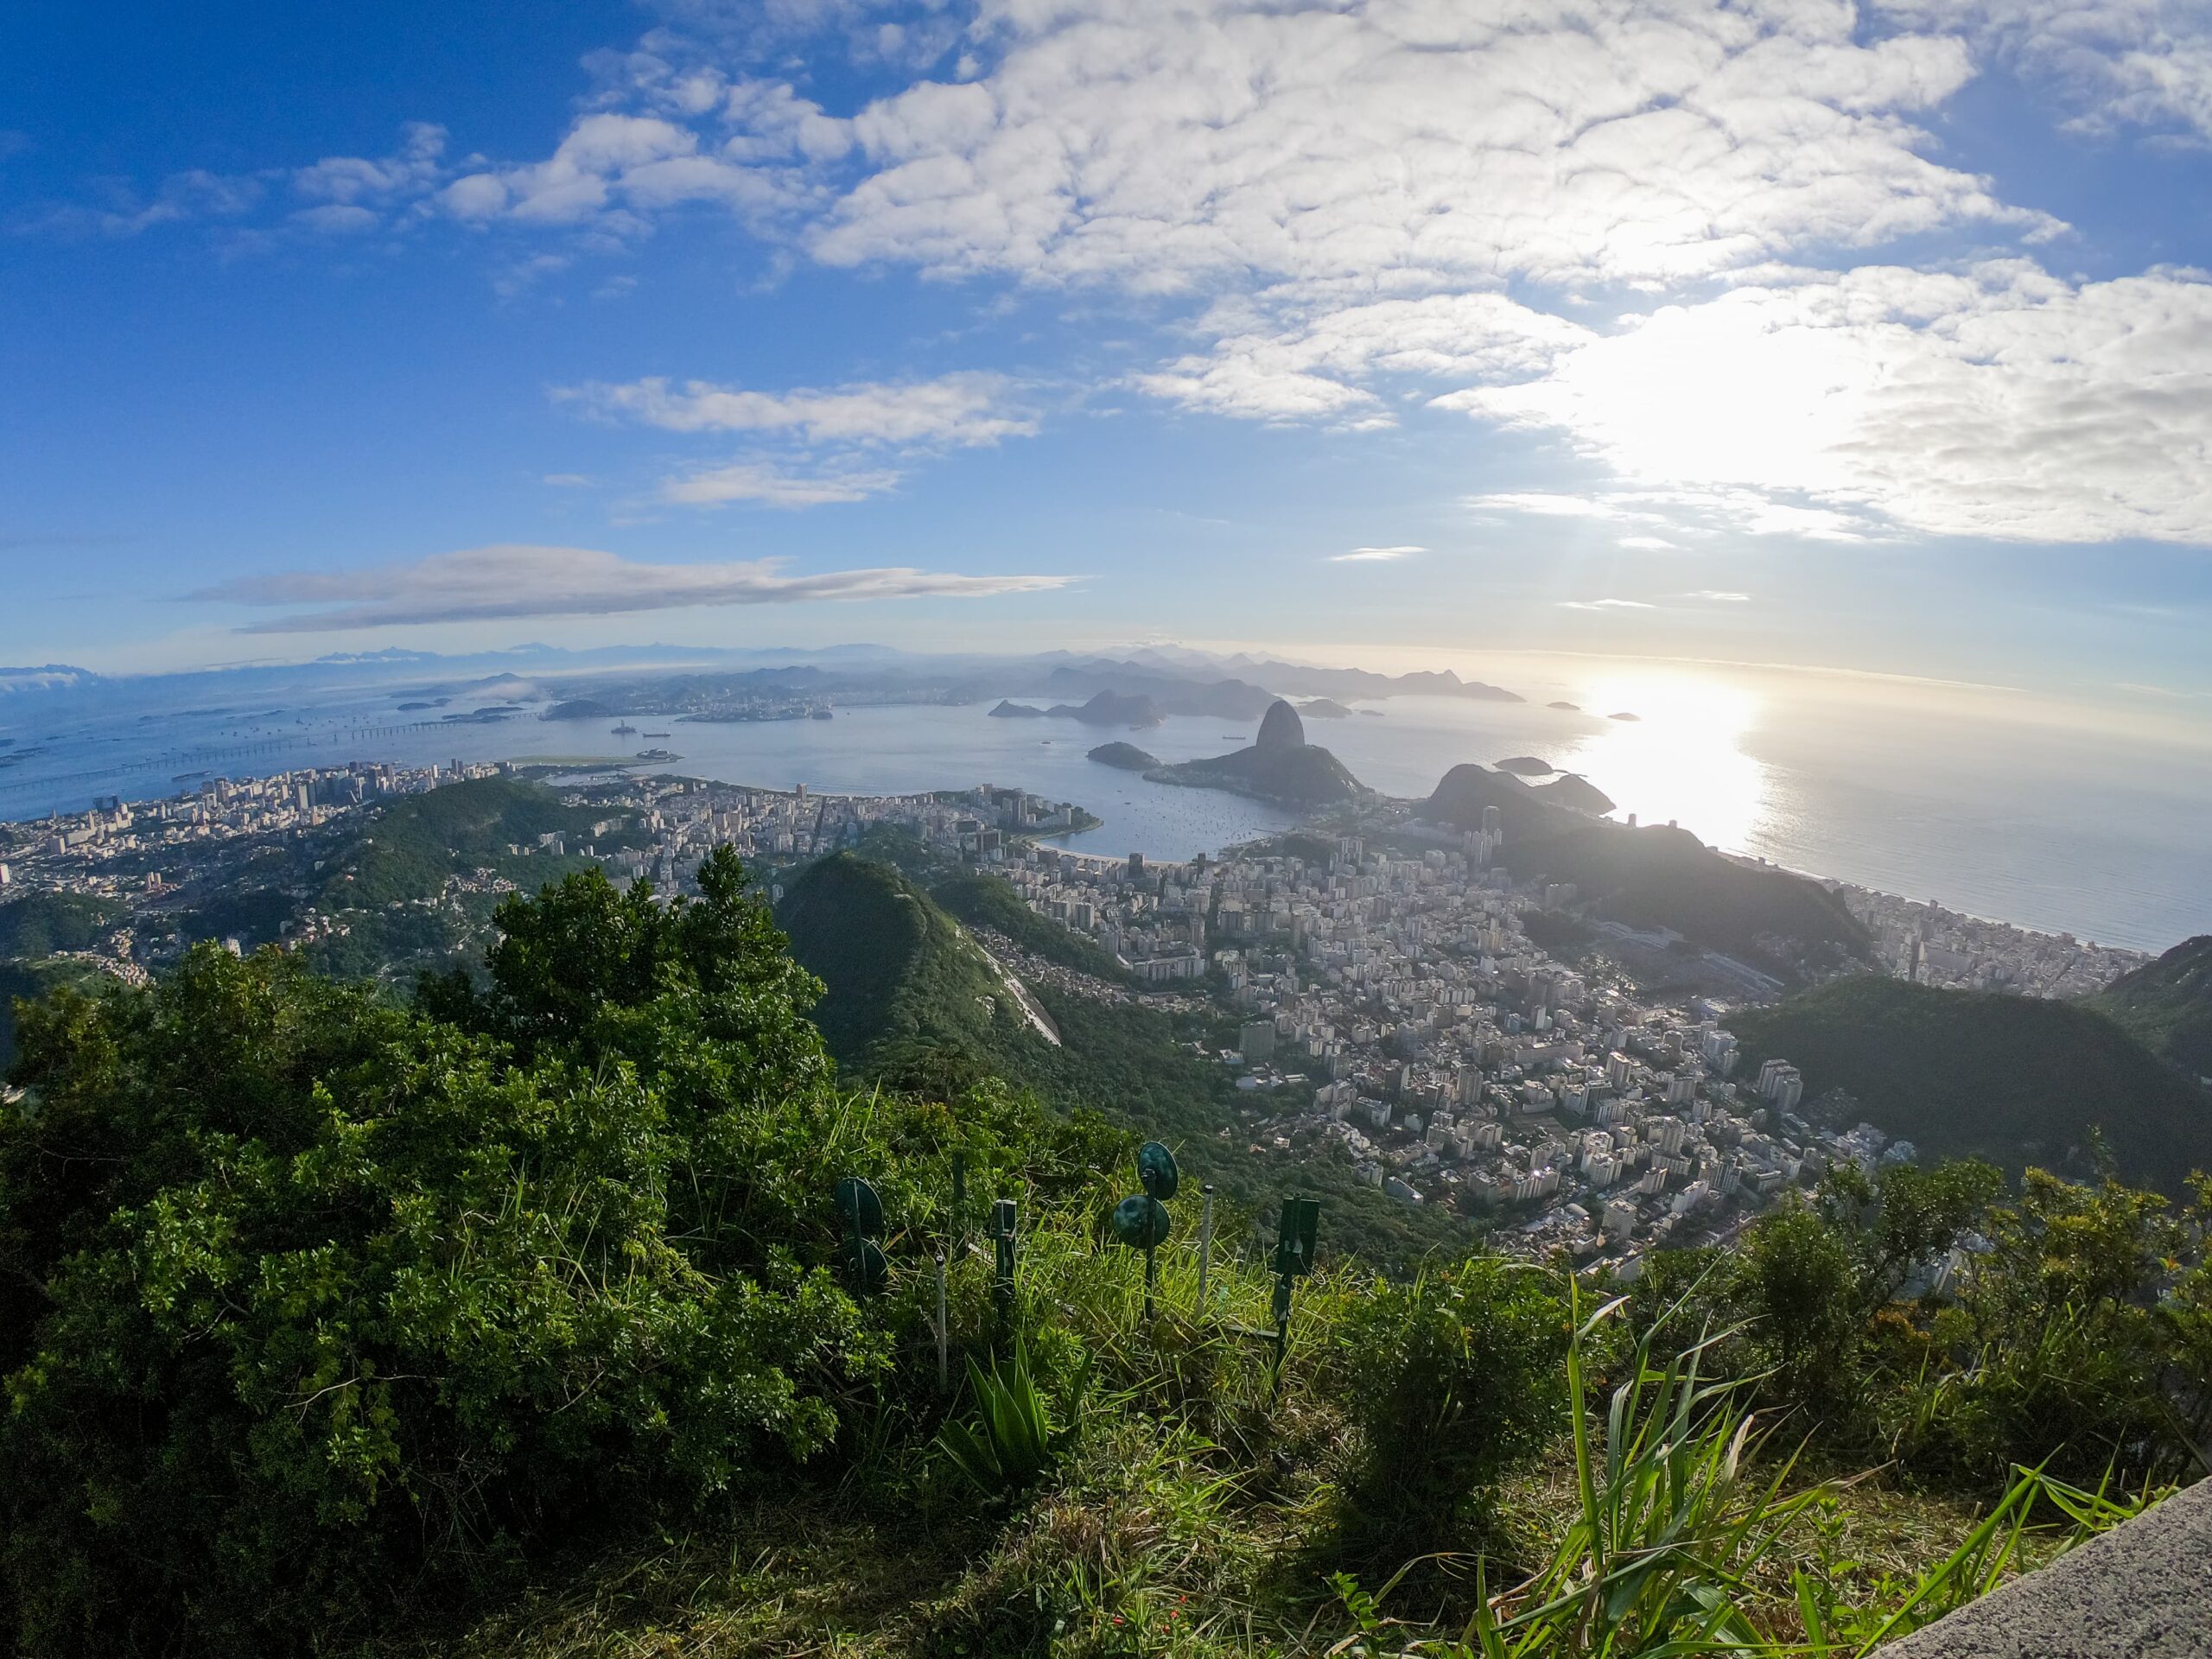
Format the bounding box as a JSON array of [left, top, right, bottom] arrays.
[[2, 665, 2204, 954]]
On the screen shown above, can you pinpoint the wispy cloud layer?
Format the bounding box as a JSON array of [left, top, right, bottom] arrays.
[[1332, 545, 1422, 562], [45, 0, 2212, 550], [658, 460, 904, 506], [562, 371, 1034, 447], [190, 543, 1074, 632]]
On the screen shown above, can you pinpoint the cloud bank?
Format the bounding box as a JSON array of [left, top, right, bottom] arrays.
[[191, 544, 1074, 632], [63, 1, 2212, 550]]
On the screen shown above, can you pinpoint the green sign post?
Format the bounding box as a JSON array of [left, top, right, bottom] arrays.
[[1111, 1141, 1179, 1320], [1269, 1196, 1319, 1398], [836, 1175, 887, 1297]]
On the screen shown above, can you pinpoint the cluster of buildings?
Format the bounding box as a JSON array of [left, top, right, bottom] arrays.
[[1840, 884, 2147, 995], [578, 779, 1091, 891], [976, 826, 1920, 1270], [0, 764, 2072, 1275], [0, 760, 499, 901]]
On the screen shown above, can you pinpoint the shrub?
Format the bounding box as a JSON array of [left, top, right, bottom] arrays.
[[0, 849, 1078, 1656], [1337, 1261, 1570, 1554]]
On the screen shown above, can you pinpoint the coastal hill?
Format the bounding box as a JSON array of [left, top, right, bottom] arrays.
[[1423, 762, 1591, 840], [1735, 976, 2212, 1193], [1087, 741, 1160, 770], [990, 690, 1165, 727], [1536, 772, 1616, 815], [1423, 765, 1869, 975], [1041, 654, 1518, 710], [1148, 698, 1363, 806], [2089, 935, 2212, 1080]]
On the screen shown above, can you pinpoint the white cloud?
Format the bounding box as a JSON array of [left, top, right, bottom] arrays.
[[189, 543, 1074, 631], [1559, 597, 1657, 610], [64, 168, 264, 237], [659, 460, 904, 506], [1681, 588, 1751, 601], [1465, 493, 1642, 520], [563, 370, 1035, 447], [812, 0, 2030, 293], [1879, 2, 2212, 142], [437, 111, 806, 231], [1445, 263, 2212, 543], [1332, 545, 1421, 561], [1618, 536, 1678, 550], [292, 124, 448, 209], [1135, 292, 1592, 423]]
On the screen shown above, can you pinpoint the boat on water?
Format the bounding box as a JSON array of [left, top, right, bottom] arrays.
[[612, 721, 639, 736], [809, 708, 833, 720], [641, 731, 671, 738]]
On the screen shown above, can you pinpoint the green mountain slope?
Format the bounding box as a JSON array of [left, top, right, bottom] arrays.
[[781, 850, 1472, 1265], [2089, 935, 2212, 1080], [777, 851, 1045, 1070], [1733, 976, 2212, 1192], [0, 892, 120, 957]]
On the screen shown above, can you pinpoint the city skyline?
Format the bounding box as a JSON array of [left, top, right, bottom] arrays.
[[3, 1, 2210, 712]]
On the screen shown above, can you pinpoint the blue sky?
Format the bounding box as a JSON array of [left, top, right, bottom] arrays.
[[3, 0, 2209, 708]]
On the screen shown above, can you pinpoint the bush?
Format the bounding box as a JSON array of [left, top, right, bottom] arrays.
[[1337, 1260, 1570, 1554], [0, 849, 1081, 1656]]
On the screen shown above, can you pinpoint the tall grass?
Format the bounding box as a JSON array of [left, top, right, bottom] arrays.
[[1332, 1287, 2156, 1658]]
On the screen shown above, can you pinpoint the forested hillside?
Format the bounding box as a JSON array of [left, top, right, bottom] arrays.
[[779, 846, 1473, 1266], [1734, 976, 2212, 1192], [2091, 934, 2212, 1080]]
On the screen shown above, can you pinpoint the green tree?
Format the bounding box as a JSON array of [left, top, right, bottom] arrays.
[[0, 848, 1027, 1656]]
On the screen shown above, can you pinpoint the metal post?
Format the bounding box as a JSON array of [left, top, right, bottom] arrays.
[[933, 1250, 949, 1395], [991, 1198, 1017, 1343], [1195, 1184, 1216, 1311], [1270, 1274, 1294, 1401]]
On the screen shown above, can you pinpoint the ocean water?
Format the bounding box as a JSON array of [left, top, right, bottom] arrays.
[[2, 665, 2205, 954]]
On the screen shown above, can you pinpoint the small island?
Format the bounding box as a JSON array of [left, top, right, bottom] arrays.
[[1497, 755, 1554, 776], [1147, 699, 1363, 807], [1607, 710, 1642, 722], [1298, 697, 1354, 719], [988, 699, 1046, 719], [1548, 700, 1580, 711], [1088, 741, 1161, 771]]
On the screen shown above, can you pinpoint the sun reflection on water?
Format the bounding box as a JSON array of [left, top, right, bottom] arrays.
[[1554, 671, 1770, 853]]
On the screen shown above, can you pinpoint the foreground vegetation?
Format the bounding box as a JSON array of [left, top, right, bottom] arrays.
[[2, 850, 2207, 1656]]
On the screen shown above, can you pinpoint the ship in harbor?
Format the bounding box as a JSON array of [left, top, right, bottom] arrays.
[[611, 721, 639, 737]]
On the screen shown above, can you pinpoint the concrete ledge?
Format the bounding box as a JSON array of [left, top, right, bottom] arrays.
[[1886, 1477, 2212, 1658]]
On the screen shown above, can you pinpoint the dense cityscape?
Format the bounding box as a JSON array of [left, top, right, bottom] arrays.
[[2, 748, 2152, 1287]]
